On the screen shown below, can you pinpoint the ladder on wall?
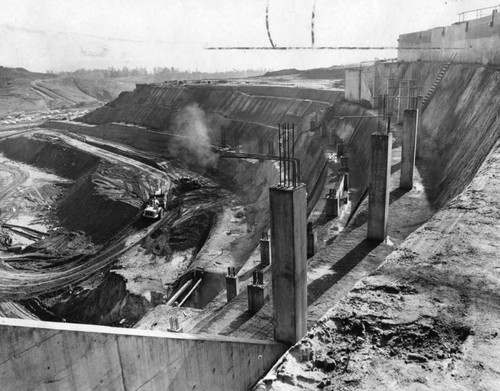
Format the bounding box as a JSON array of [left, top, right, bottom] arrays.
[[421, 53, 457, 111]]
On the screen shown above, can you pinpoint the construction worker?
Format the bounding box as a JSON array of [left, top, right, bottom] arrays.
[[153, 197, 159, 208]]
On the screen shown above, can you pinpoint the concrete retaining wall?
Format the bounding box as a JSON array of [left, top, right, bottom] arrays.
[[345, 68, 373, 106], [0, 317, 287, 391], [398, 12, 500, 64]]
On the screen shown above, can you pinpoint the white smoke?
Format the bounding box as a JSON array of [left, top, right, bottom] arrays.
[[169, 104, 218, 168]]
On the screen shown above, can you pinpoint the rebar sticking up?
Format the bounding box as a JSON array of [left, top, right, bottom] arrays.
[[277, 122, 297, 187]]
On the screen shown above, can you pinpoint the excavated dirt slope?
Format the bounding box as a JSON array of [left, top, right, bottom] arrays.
[[0, 129, 170, 324], [78, 82, 335, 202], [19, 81, 337, 327]]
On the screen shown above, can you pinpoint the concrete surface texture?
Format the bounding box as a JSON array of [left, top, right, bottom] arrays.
[[256, 136, 500, 390], [398, 12, 500, 64], [0, 317, 286, 391], [270, 185, 307, 346], [253, 45, 500, 390], [344, 68, 373, 105], [367, 133, 392, 241]]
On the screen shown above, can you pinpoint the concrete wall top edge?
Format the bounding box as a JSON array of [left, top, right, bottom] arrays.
[[0, 316, 285, 346], [398, 12, 497, 40]]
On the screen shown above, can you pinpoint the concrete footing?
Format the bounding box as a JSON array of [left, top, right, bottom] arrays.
[[320, 124, 327, 138], [247, 271, 268, 313], [270, 185, 307, 345], [340, 156, 349, 170], [400, 109, 418, 189], [326, 194, 340, 218], [260, 233, 271, 266], [367, 132, 392, 241], [307, 222, 317, 258], [343, 172, 350, 192], [226, 267, 240, 302], [337, 142, 344, 157]]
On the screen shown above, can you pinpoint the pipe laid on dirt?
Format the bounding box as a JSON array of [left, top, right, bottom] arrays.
[[177, 278, 203, 307], [166, 279, 193, 306]]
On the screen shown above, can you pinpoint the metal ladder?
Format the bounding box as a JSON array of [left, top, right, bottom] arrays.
[[421, 53, 457, 111]]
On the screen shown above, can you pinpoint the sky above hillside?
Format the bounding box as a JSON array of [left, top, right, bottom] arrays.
[[0, 0, 496, 73]]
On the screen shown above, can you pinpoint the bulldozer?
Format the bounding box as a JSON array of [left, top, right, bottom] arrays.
[[143, 188, 168, 219]]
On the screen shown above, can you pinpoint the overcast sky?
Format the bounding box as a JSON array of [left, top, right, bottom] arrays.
[[0, 0, 496, 72]]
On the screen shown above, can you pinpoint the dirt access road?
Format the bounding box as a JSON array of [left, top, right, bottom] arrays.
[[0, 127, 170, 301]]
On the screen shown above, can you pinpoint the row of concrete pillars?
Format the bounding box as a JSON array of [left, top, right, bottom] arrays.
[[266, 108, 418, 344], [367, 108, 419, 240], [223, 108, 417, 346], [326, 144, 350, 219]]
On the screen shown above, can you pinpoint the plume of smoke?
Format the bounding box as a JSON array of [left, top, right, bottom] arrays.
[[169, 104, 218, 168]]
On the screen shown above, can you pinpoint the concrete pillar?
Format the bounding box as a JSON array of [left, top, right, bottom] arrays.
[[400, 109, 418, 190], [340, 156, 349, 171], [320, 124, 327, 138], [336, 142, 344, 158], [343, 173, 350, 193], [270, 184, 307, 345], [367, 133, 392, 241], [416, 96, 423, 159], [306, 222, 317, 258], [248, 271, 268, 313], [326, 196, 339, 218], [325, 188, 339, 218], [226, 267, 240, 302], [260, 233, 271, 266], [397, 82, 406, 124]]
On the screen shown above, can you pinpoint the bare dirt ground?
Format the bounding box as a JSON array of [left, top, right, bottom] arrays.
[[0, 125, 169, 320], [0, 116, 279, 329], [257, 142, 500, 390]]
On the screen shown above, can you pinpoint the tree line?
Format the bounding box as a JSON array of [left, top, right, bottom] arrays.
[[47, 66, 267, 80]]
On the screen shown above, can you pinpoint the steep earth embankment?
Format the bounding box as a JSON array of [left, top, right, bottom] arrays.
[[78, 83, 338, 212], [257, 63, 500, 389], [378, 62, 500, 209], [0, 135, 152, 244]]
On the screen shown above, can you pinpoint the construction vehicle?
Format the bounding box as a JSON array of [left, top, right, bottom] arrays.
[[143, 188, 168, 219], [173, 177, 201, 192]]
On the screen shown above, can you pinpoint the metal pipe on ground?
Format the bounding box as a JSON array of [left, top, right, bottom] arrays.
[[166, 280, 193, 306], [178, 278, 203, 307]]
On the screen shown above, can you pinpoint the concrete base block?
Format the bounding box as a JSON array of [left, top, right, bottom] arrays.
[[226, 275, 240, 303], [247, 284, 269, 313], [260, 238, 271, 266], [337, 142, 345, 157], [307, 231, 317, 258], [343, 173, 350, 192], [326, 196, 339, 218]]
